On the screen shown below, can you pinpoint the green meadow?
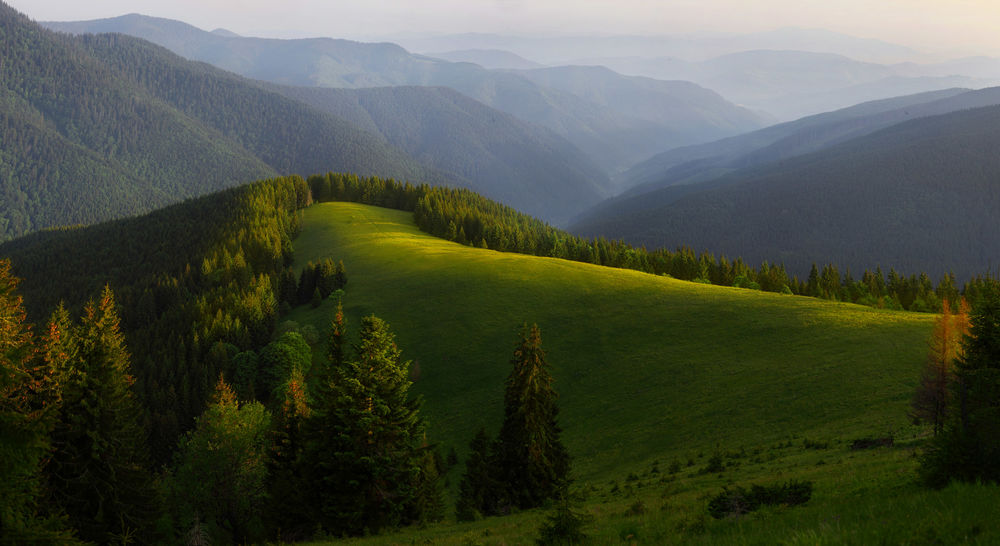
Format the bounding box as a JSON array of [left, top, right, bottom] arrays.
[[286, 202, 999, 544]]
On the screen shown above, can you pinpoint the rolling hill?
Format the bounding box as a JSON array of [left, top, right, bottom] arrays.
[[44, 14, 769, 172], [6, 175, 995, 543], [0, 2, 434, 241], [572, 103, 1000, 281], [286, 202, 933, 480]]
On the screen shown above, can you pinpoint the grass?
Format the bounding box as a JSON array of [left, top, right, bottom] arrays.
[[282, 202, 1000, 544]]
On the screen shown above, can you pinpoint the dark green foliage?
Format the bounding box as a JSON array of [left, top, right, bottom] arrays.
[[301, 314, 440, 535], [265, 367, 313, 541], [45, 286, 156, 543], [493, 324, 570, 511], [257, 332, 312, 401], [703, 453, 725, 474], [455, 428, 499, 521], [2, 175, 312, 464], [921, 286, 1000, 487], [0, 261, 76, 544], [707, 481, 814, 519], [164, 377, 272, 544]]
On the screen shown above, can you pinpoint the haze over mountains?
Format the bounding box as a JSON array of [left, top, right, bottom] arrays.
[[0, 3, 450, 241], [8, 2, 1000, 281], [44, 14, 768, 173], [572, 87, 1000, 280]]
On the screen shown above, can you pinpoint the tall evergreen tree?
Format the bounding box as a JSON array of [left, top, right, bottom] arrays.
[[266, 367, 313, 540], [302, 315, 439, 535], [0, 261, 75, 543], [46, 285, 156, 543], [921, 288, 1000, 487], [493, 324, 569, 510]]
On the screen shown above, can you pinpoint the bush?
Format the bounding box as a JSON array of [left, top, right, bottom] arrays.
[[707, 480, 813, 519]]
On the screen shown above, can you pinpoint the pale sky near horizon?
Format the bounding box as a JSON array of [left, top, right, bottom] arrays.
[[7, 0, 1000, 56]]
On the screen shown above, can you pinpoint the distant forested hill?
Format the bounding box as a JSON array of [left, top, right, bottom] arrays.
[[44, 14, 768, 173], [619, 87, 995, 194], [268, 84, 610, 223], [571, 104, 1000, 280], [0, 2, 433, 241]]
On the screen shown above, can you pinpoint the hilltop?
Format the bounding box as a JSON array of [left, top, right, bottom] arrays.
[[287, 202, 933, 478]]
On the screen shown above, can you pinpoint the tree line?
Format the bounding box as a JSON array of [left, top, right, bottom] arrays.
[[308, 172, 996, 313], [1, 256, 570, 542]]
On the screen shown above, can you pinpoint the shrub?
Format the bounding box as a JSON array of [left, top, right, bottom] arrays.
[[707, 480, 813, 519]]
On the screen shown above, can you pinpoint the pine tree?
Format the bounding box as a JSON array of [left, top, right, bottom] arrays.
[[0, 261, 74, 543], [921, 289, 1000, 486], [266, 366, 313, 540], [302, 315, 439, 535], [47, 285, 156, 543], [493, 324, 569, 510]]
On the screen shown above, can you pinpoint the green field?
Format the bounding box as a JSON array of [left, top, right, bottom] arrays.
[[286, 202, 999, 544]]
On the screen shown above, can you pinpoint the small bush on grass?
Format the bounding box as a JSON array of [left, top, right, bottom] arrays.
[[707, 480, 813, 519]]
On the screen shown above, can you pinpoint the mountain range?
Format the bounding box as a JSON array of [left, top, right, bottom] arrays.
[[44, 14, 768, 173], [572, 88, 1000, 280]]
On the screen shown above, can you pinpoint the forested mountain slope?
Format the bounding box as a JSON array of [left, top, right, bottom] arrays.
[[267, 85, 610, 224], [0, 2, 432, 241], [620, 87, 991, 194], [44, 13, 769, 172], [572, 104, 1000, 280]]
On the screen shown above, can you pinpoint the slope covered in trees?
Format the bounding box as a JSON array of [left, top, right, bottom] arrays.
[[572, 102, 1000, 281], [268, 84, 611, 224], [619, 86, 999, 194], [44, 13, 768, 173], [0, 2, 432, 241]]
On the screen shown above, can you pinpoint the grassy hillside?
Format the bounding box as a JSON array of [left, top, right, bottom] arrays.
[[289, 202, 934, 478], [285, 203, 1000, 545]]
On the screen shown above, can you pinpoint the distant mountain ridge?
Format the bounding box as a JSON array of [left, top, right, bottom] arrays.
[[0, 2, 445, 241], [567, 50, 994, 121], [43, 14, 768, 172], [571, 96, 1000, 280], [427, 48, 542, 69], [268, 84, 611, 223]]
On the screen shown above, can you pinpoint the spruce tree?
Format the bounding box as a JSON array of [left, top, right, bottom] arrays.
[[47, 285, 156, 543], [266, 367, 312, 540], [302, 315, 439, 535], [493, 324, 569, 510]]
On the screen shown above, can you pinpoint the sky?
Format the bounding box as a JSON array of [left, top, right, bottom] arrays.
[[8, 0, 1000, 57]]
